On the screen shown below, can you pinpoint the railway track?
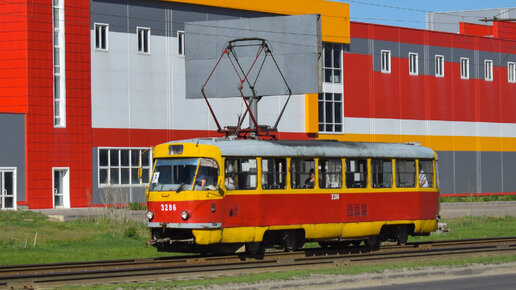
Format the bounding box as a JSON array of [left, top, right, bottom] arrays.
[[2, 237, 516, 289]]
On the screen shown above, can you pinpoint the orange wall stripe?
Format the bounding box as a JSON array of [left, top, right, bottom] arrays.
[[159, 0, 350, 43], [317, 134, 516, 152]]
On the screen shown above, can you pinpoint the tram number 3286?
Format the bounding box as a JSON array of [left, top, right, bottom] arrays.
[[161, 204, 176, 211]]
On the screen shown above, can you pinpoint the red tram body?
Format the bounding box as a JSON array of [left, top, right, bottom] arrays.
[[146, 138, 440, 253]]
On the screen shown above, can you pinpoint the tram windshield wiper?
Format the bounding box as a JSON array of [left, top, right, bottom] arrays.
[[176, 183, 187, 193]]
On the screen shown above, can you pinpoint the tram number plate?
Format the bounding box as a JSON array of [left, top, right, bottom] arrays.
[[331, 193, 339, 200], [161, 204, 176, 211]]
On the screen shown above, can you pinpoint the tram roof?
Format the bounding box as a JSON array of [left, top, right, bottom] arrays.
[[166, 138, 436, 159]]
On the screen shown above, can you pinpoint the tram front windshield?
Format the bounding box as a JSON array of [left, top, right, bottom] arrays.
[[150, 158, 198, 191], [149, 158, 219, 192]]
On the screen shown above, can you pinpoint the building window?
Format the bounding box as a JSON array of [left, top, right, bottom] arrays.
[[95, 23, 108, 51], [137, 27, 150, 54], [318, 92, 342, 133], [98, 148, 151, 186], [178, 30, 185, 56], [435, 55, 444, 77], [484, 60, 493, 81], [322, 43, 342, 83], [409, 52, 418, 76], [53, 0, 65, 127], [381, 50, 391, 73], [508, 62, 516, 83], [460, 57, 469, 79]]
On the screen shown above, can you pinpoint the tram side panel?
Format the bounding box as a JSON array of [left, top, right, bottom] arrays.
[[219, 190, 439, 240]]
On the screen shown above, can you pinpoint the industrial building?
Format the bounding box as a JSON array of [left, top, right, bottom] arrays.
[[0, 0, 515, 209]]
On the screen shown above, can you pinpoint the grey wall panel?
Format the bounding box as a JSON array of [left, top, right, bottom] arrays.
[[92, 0, 271, 36], [170, 3, 270, 35], [349, 37, 369, 56], [502, 152, 516, 192], [454, 151, 478, 194], [0, 114, 26, 201], [481, 151, 502, 193], [436, 151, 454, 194], [91, 0, 128, 33], [128, 3, 167, 35], [437, 150, 516, 195]]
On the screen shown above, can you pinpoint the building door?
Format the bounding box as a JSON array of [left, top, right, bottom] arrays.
[[53, 168, 70, 208], [0, 169, 16, 210]]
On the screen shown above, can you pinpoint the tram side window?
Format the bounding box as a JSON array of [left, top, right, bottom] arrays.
[[262, 158, 287, 189], [396, 159, 416, 188], [418, 160, 434, 188], [291, 158, 315, 188], [225, 158, 257, 190], [371, 159, 392, 188], [319, 158, 342, 189], [345, 159, 367, 188]]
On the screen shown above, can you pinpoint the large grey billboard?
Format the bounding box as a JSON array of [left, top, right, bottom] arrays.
[[185, 14, 321, 99]]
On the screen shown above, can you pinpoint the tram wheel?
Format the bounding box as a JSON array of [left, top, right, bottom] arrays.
[[396, 227, 408, 245], [283, 231, 299, 252], [365, 235, 380, 248], [245, 242, 265, 255]]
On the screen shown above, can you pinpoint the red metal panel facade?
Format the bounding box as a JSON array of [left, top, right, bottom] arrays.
[[344, 21, 516, 124], [0, 1, 28, 113], [23, 0, 92, 208]]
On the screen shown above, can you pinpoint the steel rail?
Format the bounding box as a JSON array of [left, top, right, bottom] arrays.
[[2, 237, 516, 289]]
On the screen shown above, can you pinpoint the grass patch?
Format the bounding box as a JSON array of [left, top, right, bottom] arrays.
[[409, 215, 516, 242], [0, 210, 173, 265], [2, 213, 516, 266], [3, 212, 516, 288]]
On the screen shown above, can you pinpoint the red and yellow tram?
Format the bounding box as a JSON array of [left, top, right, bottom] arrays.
[[145, 138, 440, 254]]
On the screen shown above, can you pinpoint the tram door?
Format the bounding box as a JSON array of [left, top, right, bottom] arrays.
[[0, 169, 15, 210], [53, 168, 70, 208]]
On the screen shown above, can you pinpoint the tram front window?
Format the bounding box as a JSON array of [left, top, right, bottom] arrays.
[[150, 158, 198, 191]]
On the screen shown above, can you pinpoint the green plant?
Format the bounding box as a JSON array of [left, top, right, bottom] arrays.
[[129, 203, 147, 211], [124, 226, 138, 239]]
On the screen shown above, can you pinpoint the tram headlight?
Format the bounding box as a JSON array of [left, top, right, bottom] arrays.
[[146, 211, 154, 220], [181, 210, 189, 221]]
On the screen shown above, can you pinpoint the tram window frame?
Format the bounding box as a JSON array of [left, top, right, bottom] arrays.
[[345, 158, 368, 188], [319, 158, 342, 189], [418, 159, 434, 188], [371, 159, 392, 188], [396, 159, 416, 188], [261, 158, 287, 190], [291, 158, 315, 189], [224, 158, 257, 190]]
